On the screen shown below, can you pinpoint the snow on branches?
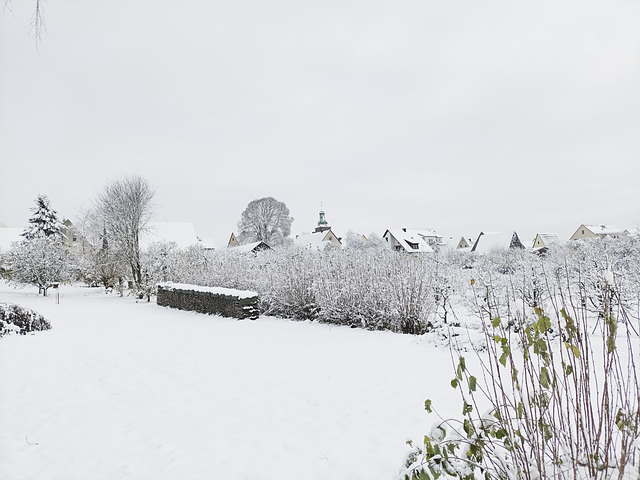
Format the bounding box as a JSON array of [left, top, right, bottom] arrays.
[[22, 194, 64, 241]]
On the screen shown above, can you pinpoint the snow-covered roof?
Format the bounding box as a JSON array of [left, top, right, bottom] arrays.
[[532, 233, 561, 248], [445, 235, 473, 250], [293, 231, 336, 251], [140, 222, 200, 249], [583, 224, 625, 235], [228, 241, 270, 254], [0, 228, 24, 252], [384, 229, 436, 253], [198, 238, 217, 250], [471, 231, 524, 254]]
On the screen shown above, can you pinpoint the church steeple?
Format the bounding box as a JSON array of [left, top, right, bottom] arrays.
[[314, 205, 331, 233]]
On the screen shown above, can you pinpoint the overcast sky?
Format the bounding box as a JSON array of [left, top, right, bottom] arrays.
[[1, 1, 638, 247]]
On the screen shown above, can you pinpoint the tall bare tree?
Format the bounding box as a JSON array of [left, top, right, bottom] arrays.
[[237, 197, 293, 246], [92, 175, 154, 289]]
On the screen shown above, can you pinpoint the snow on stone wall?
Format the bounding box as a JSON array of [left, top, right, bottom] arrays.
[[157, 283, 259, 320]]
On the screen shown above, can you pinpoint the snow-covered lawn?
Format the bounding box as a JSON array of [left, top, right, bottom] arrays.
[[0, 283, 459, 480]]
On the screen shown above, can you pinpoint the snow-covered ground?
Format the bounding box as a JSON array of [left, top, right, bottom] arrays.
[[0, 282, 461, 480]]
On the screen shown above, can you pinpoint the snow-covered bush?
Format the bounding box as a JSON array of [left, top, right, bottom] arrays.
[[135, 241, 441, 333], [312, 248, 435, 333], [136, 236, 640, 340], [0, 303, 52, 337], [258, 248, 320, 320], [403, 241, 640, 480], [75, 239, 127, 291], [4, 237, 72, 297]]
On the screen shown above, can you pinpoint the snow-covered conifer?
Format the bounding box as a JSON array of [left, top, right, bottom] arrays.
[[22, 194, 64, 241]]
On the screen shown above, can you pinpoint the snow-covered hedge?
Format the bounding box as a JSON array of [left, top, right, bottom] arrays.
[[132, 235, 640, 335], [403, 238, 640, 480], [0, 303, 52, 337]]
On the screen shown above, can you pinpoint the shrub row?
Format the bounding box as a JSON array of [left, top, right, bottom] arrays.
[[0, 303, 52, 337]]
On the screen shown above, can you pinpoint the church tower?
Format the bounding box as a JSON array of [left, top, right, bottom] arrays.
[[314, 208, 331, 233]]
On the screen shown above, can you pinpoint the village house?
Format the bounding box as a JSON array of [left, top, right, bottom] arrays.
[[569, 224, 626, 241], [224, 233, 270, 253], [227, 232, 240, 248], [532, 233, 561, 249], [382, 228, 438, 253], [60, 219, 93, 254], [531, 233, 561, 254], [451, 236, 473, 251]]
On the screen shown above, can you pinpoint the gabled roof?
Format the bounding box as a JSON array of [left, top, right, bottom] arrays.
[[471, 231, 524, 254], [383, 228, 436, 253], [140, 222, 200, 249], [228, 241, 270, 253], [227, 233, 239, 247], [532, 233, 561, 248], [446, 235, 473, 250]]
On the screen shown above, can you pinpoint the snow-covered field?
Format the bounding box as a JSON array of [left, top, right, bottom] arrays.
[[0, 282, 460, 480]]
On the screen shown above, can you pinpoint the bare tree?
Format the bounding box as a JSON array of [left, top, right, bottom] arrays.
[[3, 0, 45, 42], [92, 175, 155, 289], [237, 197, 293, 246], [5, 236, 70, 296]]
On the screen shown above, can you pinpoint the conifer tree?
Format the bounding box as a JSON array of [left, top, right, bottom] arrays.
[[22, 194, 64, 241]]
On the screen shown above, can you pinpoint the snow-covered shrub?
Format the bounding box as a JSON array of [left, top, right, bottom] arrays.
[[403, 247, 640, 480], [0, 303, 52, 337], [173, 244, 212, 286], [75, 240, 127, 290], [314, 248, 391, 329], [4, 237, 72, 297], [258, 247, 320, 320], [144, 242, 440, 333]]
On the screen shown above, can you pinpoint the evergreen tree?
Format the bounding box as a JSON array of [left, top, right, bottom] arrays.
[[22, 194, 64, 241]]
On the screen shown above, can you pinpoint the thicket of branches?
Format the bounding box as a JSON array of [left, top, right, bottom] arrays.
[[402, 237, 640, 480], [237, 197, 294, 246], [81, 175, 155, 294], [118, 235, 640, 338]]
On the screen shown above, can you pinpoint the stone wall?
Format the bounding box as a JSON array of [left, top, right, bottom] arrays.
[[157, 283, 259, 320]]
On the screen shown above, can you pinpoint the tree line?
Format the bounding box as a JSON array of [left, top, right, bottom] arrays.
[[1, 175, 294, 299], [2, 175, 639, 337]]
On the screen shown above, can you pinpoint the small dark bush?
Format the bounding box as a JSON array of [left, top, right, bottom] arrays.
[[0, 303, 52, 337]]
